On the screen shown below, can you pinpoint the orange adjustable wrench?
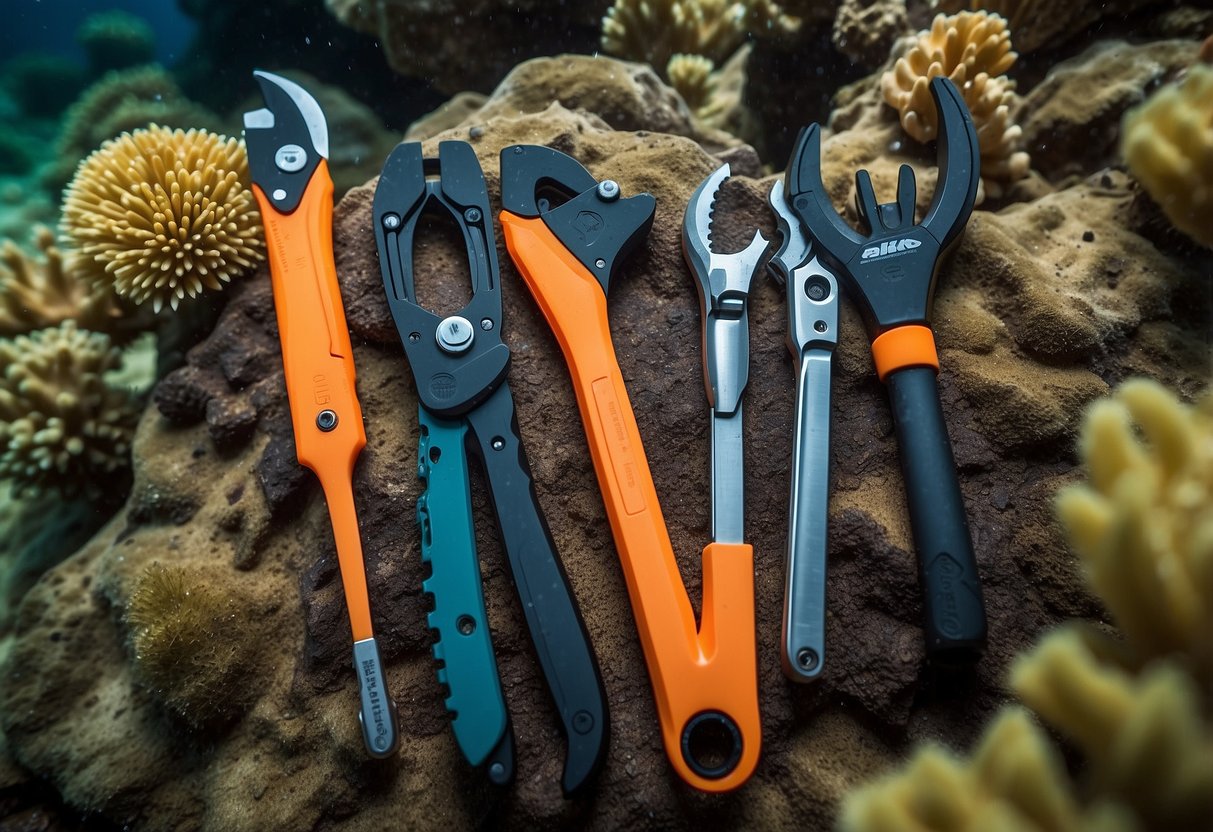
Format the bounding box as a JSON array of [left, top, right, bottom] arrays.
[[498, 145, 760, 791], [244, 71, 398, 757]]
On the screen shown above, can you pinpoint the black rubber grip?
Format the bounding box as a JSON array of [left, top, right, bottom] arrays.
[[886, 367, 987, 662], [465, 380, 609, 796]]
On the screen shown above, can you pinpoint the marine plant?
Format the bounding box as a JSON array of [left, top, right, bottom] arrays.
[[841, 379, 1213, 831], [76, 10, 157, 74], [601, 0, 798, 111], [1121, 65, 1213, 248], [0, 226, 117, 337], [881, 11, 1030, 196], [62, 125, 265, 313], [0, 321, 139, 497], [125, 563, 253, 726], [46, 65, 222, 189]]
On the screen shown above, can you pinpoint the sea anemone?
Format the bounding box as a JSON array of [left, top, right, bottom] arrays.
[[881, 11, 1030, 194], [61, 125, 265, 313], [0, 226, 117, 337], [125, 563, 253, 726], [0, 321, 138, 496], [1122, 65, 1213, 248]]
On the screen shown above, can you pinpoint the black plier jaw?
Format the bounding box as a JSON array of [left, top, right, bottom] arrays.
[[373, 141, 509, 418], [786, 76, 979, 334], [243, 70, 328, 215], [499, 144, 655, 296]]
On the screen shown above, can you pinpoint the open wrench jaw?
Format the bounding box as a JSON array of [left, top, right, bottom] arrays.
[[785, 76, 979, 336]]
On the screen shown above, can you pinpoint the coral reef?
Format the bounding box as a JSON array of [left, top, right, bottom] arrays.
[[61, 126, 265, 312], [842, 380, 1213, 832], [46, 65, 223, 189], [832, 0, 911, 66], [0, 51, 1207, 830], [0, 321, 138, 497], [601, 0, 799, 78], [881, 11, 1030, 195], [1122, 64, 1213, 248], [0, 226, 117, 337], [125, 563, 254, 726], [667, 53, 717, 113], [930, 0, 1161, 53], [75, 10, 156, 74]]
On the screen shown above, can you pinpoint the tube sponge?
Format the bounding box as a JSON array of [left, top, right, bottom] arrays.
[[1122, 65, 1213, 248], [61, 126, 265, 313], [125, 563, 253, 727]]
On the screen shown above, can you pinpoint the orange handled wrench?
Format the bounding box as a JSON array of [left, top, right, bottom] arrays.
[[499, 145, 761, 791], [244, 71, 398, 757]]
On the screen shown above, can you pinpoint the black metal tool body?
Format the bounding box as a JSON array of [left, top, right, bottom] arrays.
[[372, 140, 608, 795], [784, 77, 987, 662]]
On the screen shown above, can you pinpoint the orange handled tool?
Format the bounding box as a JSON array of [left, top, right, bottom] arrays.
[[244, 71, 398, 757], [499, 145, 761, 791]]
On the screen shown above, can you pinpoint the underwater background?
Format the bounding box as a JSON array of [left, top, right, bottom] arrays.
[[0, 0, 1210, 830]]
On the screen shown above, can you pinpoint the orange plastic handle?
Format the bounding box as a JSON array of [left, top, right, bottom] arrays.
[[254, 161, 374, 643], [500, 212, 760, 792]]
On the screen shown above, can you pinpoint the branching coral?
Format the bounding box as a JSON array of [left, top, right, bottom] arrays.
[[881, 11, 1030, 194], [667, 53, 717, 114], [601, 0, 798, 82], [125, 563, 253, 726], [1121, 65, 1213, 248], [0, 226, 117, 337], [842, 379, 1213, 832], [0, 321, 139, 496], [62, 126, 265, 313], [47, 65, 222, 189]]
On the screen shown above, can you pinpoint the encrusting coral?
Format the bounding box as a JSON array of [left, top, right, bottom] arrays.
[[125, 563, 253, 726], [0, 321, 139, 497], [602, 0, 798, 93], [0, 226, 117, 337], [881, 11, 1030, 195], [1121, 64, 1213, 248], [842, 379, 1213, 832], [62, 125, 265, 313]]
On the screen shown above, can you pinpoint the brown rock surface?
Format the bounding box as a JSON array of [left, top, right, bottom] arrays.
[[1, 54, 1209, 831]]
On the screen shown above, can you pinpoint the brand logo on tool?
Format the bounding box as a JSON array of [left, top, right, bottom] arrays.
[[861, 238, 921, 260], [932, 552, 964, 639], [430, 373, 457, 400], [572, 211, 603, 246]]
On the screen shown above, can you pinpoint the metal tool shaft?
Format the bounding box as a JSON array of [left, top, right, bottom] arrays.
[[711, 406, 745, 545]]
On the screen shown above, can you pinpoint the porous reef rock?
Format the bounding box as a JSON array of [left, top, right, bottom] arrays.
[[1, 54, 1209, 831], [325, 0, 610, 93]]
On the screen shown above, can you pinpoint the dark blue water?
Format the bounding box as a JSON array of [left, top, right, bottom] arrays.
[[1, 0, 196, 66]]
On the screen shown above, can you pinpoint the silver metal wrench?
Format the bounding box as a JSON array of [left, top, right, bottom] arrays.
[[768, 180, 840, 682]]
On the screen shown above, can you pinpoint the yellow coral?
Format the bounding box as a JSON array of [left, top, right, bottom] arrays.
[[667, 53, 717, 113], [842, 379, 1213, 832], [1122, 65, 1213, 248], [601, 0, 797, 78], [881, 11, 1029, 192], [0, 227, 117, 337], [62, 126, 265, 313], [0, 321, 138, 496], [126, 563, 252, 726]]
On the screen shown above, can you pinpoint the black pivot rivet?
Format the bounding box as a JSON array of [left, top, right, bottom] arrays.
[[317, 410, 338, 431], [797, 648, 819, 672]]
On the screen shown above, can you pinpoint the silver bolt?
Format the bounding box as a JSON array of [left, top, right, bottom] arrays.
[[595, 258, 606, 269], [316, 410, 338, 431], [456, 615, 476, 635], [435, 316, 474, 353], [272, 188, 287, 201], [464, 207, 481, 223], [274, 144, 307, 173], [480, 318, 493, 331], [814, 320, 827, 333], [382, 213, 401, 230], [597, 180, 620, 202], [491, 437, 505, 451]]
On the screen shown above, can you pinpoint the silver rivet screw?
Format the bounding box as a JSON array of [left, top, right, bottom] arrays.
[[797, 647, 819, 672], [274, 144, 307, 173], [480, 318, 493, 331], [316, 410, 338, 431], [491, 437, 505, 451], [382, 213, 401, 230], [272, 188, 287, 201], [464, 207, 481, 223], [597, 180, 620, 202], [595, 258, 606, 269], [435, 316, 474, 353]]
